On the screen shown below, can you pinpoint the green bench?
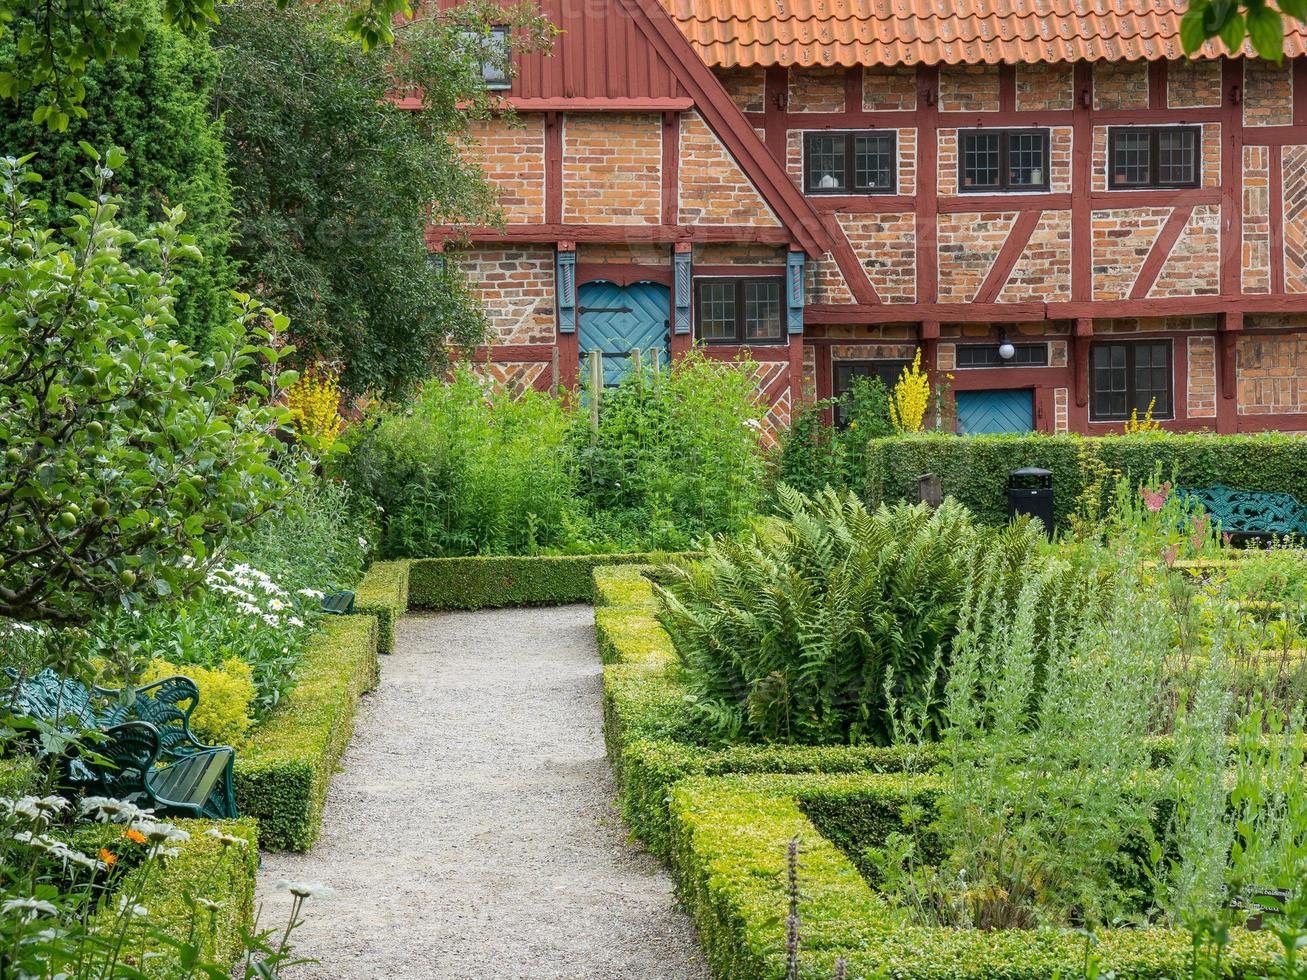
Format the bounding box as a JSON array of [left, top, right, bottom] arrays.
[[1183, 484, 1307, 541], [3, 668, 237, 820]]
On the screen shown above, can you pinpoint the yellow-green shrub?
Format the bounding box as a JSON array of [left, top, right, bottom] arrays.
[[142, 658, 255, 746]]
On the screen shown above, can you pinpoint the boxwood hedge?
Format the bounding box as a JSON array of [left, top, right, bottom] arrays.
[[409, 552, 690, 611], [235, 614, 379, 851], [864, 432, 1307, 528], [595, 567, 938, 859], [352, 559, 410, 655], [668, 773, 1278, 980]]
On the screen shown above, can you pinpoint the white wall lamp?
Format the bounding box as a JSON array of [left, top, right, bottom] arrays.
[[997, 328, 1016, 362]]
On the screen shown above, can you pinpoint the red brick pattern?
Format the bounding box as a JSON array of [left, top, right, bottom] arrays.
[[1093, 61, 1148, 110], [1091, 207, 1171, 300], [789, 67, 846, 112], [863, 66, 917, 110], [1054, 387, 1069, 432], [1243, 145, 1272, 294], [999, 209, 1072, 303], [678, 112, 781, 226], [1187, 335, 1217, 418], [939, 64, 1000, 111], [462, 118, 546, 224], [1283, 145, 1307, 293], [1167, 58, 1222, 107], [804, 252, 855, 304], [1244, 60, 1294, 127], [937, 128, 958, 195], [1237, 334, 1307, 413], [1151, 204, 1220, 297], [470, 360, 551, 396], [1016, 63, 1073, 110], [456, 246, 557, 345], [562, 113, 662, 225], [938, 211, 1019, 303], [715, 67, 766, 112], [897, 127, 918, 195], [837, 212, 917, 303], [578, 244, 670, 265], [786, 130, 803, 188], [693, 243, 787, 265], [1050, 127, 1074, 193]]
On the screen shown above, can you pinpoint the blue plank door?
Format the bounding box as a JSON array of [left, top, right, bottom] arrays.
[[577, 281, 671, 387], [955, 388, 1035, 435]]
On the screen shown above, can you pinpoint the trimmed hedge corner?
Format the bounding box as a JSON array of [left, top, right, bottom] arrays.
[[353, 559, 410, 654], [409, 552, 688, 611], [668, 773, 1277, 980], [81, 817, 259, 977], [235, 614, 379, 851], [864, 432, 1307, 528], [594, 566, 938, 860]]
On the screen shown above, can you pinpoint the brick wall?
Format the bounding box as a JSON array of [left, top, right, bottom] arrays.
[[1284, 144, 1307, 292], [938, 211, 1019, 303], [1091, 207, 1172, 300], [577, 244, 669, 265], [469, 360, 551, 395], [1187, 336, 1217, 418], [462, 117, 546, 224], [789, 67, 846, 112], [1094, 61, 1148, 110], [715, 67, 766, 112], [1017, 63, 1073, 110], [562, 113, 662, 225], [863, 66, 916, 110], [1150, 204, 1221, 297], [837, 213, 917, 303], [998, 210, 1072, 303], [1238, 333, 1307, 413], [1054, 387, 1069, 433], [693, 243, 786, 265], [678, 111, 781, 226], [1244, 60, 1293, 127], [804, 252, 855, 304], [1244, 145, 1272, 293], [939, 64, 1000, 111], [455, 246, 556, 345], [1168, 58, 1222, 107]]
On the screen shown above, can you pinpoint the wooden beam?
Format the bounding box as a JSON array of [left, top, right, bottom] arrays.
[[829, 222, 883, 305], [1271, 144, 1286, 294], [999, 64, 1017, 113], [1071, 62, 1093, 305], [975, 210, 1042, 303], [1129, 205, 1194, 299], [844, 66, 863, 114], [661, 111, 679, 226], [1295, 59, 1307, 127], [1217, 315, 1240, 434], [1221, 57, 1244, 298], [430, 223, 796, 245], [508, 97, 696, 111], [763, 66, 788, 166], [1148, 60, 1167, 110], [545, 112, 563, 225], [1072, 321, 1091, 409], [801, 294, 1307, 324], [917, 64, 941, 310]]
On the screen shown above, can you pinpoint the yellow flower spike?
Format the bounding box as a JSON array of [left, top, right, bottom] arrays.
[[888, 349, 931, 433], [287, 365, 346, 449]]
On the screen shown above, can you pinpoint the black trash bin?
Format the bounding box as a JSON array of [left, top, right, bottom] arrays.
[[1008, 467, 1054, 537]]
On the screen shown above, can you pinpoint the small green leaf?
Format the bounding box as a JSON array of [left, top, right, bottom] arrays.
[[1180, 7, 1211, 52], [1248, 5, 1285, 58]]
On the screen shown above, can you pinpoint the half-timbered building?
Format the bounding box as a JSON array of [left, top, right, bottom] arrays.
[[431, 0, 1307, 435]]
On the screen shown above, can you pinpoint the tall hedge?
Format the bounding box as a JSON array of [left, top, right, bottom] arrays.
[[864, 432, 1307, 527], [0, 1, 235, 349]]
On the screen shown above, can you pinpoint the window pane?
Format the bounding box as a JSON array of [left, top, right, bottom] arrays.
[[1092, 344, 1129, 419], [475, 27, 511, 89], [853, 133, 894, 190], [1134, 342, 1172, 416], [962, 132, 1000, 188], [1157, 129, 1198, 185], [697, 281, 737, 341], [743, 280, 783, 341], [1007, 131, 1046, 187], [807, 135, 846, 192], [1112, 130, 1151, 186]]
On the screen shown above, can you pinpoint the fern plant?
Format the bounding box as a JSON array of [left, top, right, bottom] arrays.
[[654, 488, 1046, 745]]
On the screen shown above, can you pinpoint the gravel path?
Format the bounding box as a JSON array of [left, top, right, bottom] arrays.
[[256, 605, 710, 980]]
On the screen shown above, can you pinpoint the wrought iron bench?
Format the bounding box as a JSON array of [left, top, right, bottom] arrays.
[[1181, 484, 1307, 541], [3, 668, 237, 819]]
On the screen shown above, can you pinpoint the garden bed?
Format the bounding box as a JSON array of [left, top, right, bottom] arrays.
[[234, 613, 380, 851], [595, 567, 937, 859], [668, 773, 1278, 980]]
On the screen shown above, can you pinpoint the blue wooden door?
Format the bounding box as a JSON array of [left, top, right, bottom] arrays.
[[578, 281, 670, 387], [955, 389, 1035, 435]]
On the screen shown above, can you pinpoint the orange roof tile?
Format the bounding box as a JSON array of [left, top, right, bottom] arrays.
[[657, 0, 1307, 67]]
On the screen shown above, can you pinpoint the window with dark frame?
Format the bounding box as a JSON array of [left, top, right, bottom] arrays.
[[954, 344, 1050, 368], [960, 129, 1050, 192], [833, 360, 911, 427], [1108, 127, 1201, 189], [1090, 340, 1174, 421], [467, 26, 511, 90], [804, 131, 897, 194], [693, 278, 786, 344]]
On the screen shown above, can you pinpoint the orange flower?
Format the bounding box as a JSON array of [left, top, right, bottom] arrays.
[[99, 848, 117, 867], [123, 829, 146, 845]]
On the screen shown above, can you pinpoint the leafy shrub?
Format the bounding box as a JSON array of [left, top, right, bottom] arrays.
[[575, 350, 768, 550], [140, 658, 256, 746], [345, 368, 581, 557], [774, 377, 892, 497], [656, 489, 1046, 746]]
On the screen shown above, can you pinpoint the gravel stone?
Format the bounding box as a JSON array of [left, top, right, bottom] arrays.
[[256, 605, 710, 980]]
